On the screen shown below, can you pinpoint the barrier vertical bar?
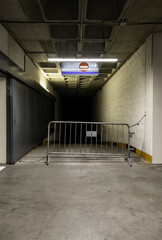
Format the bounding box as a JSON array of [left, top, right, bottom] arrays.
[[111, 125, 113, 150], [96, 124, 98, 152], [85, 123, 87, 153], [101, 124, 103, 150], [69, 123, 72, 152], [64, 123, 66, 152], [106, 125, 108, 150], [46, 122, 51, 165], [122, 125, 124, 151], [75, 123, 77, 152], [59, 122, 61, 150], [80, 124, 82, 153], [54, 122, 56, 151], [127, 125, 132, 166], [91, 123, 92, 152], [117, 125, 119, 151]]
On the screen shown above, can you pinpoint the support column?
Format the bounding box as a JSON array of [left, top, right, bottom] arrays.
[[0, 77, 6, 164], [153, 32, 162, 163]]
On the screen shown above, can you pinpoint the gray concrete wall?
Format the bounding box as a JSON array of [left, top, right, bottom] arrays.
[[0, 22, 58, 164], [152, 33, 162, 164], [0, 24, 53, 95], [0, 77, 6, 164], [91, 36, 153, 161]]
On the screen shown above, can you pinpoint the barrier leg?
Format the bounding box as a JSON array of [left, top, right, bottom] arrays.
[[46, 154, 50, 165], [125, 153, 132, 167], [125, 126, 132, 167]]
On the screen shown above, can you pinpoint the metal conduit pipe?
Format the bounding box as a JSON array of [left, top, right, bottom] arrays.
[[106, 0, 135, 54]]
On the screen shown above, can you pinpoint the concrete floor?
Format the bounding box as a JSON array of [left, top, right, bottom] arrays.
[[0, 146, 162, 240]]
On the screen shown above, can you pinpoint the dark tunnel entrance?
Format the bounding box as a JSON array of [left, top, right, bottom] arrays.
[[55, 97, 96, 144], [61, 98, 93, 122]]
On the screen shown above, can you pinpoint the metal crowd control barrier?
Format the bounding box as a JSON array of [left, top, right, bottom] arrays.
[[46, 121, 132, 166]]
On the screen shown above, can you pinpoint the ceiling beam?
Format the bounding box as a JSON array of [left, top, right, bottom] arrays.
[[1, 20, 162, 25]]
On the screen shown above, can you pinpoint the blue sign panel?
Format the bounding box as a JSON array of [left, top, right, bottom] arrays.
[[62, 62, 99, 76]]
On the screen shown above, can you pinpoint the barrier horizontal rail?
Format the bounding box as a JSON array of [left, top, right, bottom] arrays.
[[46, 121, 132, 166]]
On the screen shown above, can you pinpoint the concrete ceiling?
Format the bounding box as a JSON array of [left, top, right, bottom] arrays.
[[0, 0, 162, 98]]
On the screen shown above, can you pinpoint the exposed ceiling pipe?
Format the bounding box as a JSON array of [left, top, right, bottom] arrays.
[[77, 0, 87, 55], [106, 0, 134, 54]]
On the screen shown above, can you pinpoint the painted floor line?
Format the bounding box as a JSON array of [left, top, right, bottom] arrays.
[[0, 166, 6, 172]]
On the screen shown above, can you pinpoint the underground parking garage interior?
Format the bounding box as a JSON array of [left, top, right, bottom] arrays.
[[0, 0, 162, 239]]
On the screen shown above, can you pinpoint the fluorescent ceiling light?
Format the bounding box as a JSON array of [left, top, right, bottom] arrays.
[[48, 58, 118, 62], [49, 77, 63, 79], [62, 69, 97, 71]]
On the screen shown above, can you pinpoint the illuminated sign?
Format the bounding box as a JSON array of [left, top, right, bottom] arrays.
[[61, 62, 98, 76]]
